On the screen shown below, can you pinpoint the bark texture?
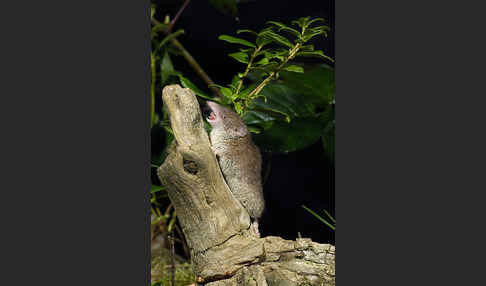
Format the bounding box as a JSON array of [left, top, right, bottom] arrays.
[[157, 85, 335, 286]]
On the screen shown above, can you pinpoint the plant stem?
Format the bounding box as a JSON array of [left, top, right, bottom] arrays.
[[151, 52, 156, 128], [169, 232, 175, 286], [170, 38, 224, 98], [248, 72, 275, 98], [235, 46, 261, 96], [248, 43, 301, 99], [167, 0, 191, 34]]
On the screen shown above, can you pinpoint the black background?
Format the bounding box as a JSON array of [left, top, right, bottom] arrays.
[[153, 0, 335, 244], [2, 0, 486, 285]]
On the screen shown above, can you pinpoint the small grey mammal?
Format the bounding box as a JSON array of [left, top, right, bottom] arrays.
[[205, 101, 265, 236]]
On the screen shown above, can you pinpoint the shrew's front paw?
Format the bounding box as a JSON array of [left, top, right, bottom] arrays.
[[252, 220, 261, 238]]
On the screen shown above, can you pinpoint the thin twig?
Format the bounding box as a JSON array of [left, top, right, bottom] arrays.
[[150, 53, 156, 128], [167, 0, 191, 34], [247, 43, 302, 99], [169, 38, 224, 98], [169, 232, 175, 286], [235, 46, 261, 96]]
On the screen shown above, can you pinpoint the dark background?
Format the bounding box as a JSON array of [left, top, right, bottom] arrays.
[[4, 0, 486, 285], [153, 0, 335, 244]]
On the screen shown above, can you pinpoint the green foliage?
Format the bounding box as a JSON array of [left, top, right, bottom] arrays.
[[252, 117, 326, 153], [283, 64, 304, 73], [218, 35, 256, 48], [228, 51, 250, 64], [216, 17, 333, 118], [150, 6, 335, 263], [150, 9, 190, 264], [151, 258, 195, 286], [177, 74, 213, 100], [157, 17, 336, 158], [241, 64, 335, 158]]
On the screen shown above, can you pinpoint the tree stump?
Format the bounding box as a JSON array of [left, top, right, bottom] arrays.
[[157, 84, 335, 286]]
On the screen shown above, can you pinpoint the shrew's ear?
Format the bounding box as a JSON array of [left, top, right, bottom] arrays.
[[234, 125, 248, 137]]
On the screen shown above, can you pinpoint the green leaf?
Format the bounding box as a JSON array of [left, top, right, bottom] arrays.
[[252, 116, 327, 153], [278, 64, 335, 108], [218, 35, 256, 48], [160, 49, 174, 85], [242, 110, 276, 131], [177, 74, 213, 100], [258, 30, 294, 48], [263, 49, 289, 61], [150, 5, 155, 20], [247, 126, 262, 134], [302, 30, 327, 42], [229, 75, 241, 91], [228, 52, 249, 64], [306, 18, 325, 27], [151, 185, 166, 193], [254, 57, 269, 66], [238, 48, 253, 53], [323, 208, 336, 223], [300, 45, 315, 52], [291, 17, 310, 28], [238, 83, 257, 99], [302, 205, 335, 230], [240, 64, 335, 154], [293, 16, 325, 29], [266, 21, 289, 29], [208, 83, 227, 89], [219, 86, 233, 99], [151, 23, 168, 38], [283, 64, 304, 73], [256, 36, 273, 48], [296, 50, 334, 62], [306, 26, 330, 33], [234, 101, 243, 114], [251, 102, 291, 123], [253, 80, 317, 119], [237, 29, 258, 35], [267, 21, 301, 37]]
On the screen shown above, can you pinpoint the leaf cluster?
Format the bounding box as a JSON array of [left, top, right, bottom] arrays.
[[243, 64, 335, 160], [150, 16, 336, 161], [149, 7, 335, 261], [216, 17, 333, 115]]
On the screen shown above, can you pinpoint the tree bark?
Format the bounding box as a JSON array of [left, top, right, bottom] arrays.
[[157, 84, 335, 286]]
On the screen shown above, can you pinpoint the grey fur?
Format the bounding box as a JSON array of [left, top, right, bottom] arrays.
[[206, 101, 265, 222]]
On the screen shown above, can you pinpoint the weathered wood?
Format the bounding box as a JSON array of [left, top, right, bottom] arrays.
[[158, 84, 335, 286]]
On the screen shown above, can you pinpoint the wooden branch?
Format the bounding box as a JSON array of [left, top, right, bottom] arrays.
[[158, 85, 335, 286]]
